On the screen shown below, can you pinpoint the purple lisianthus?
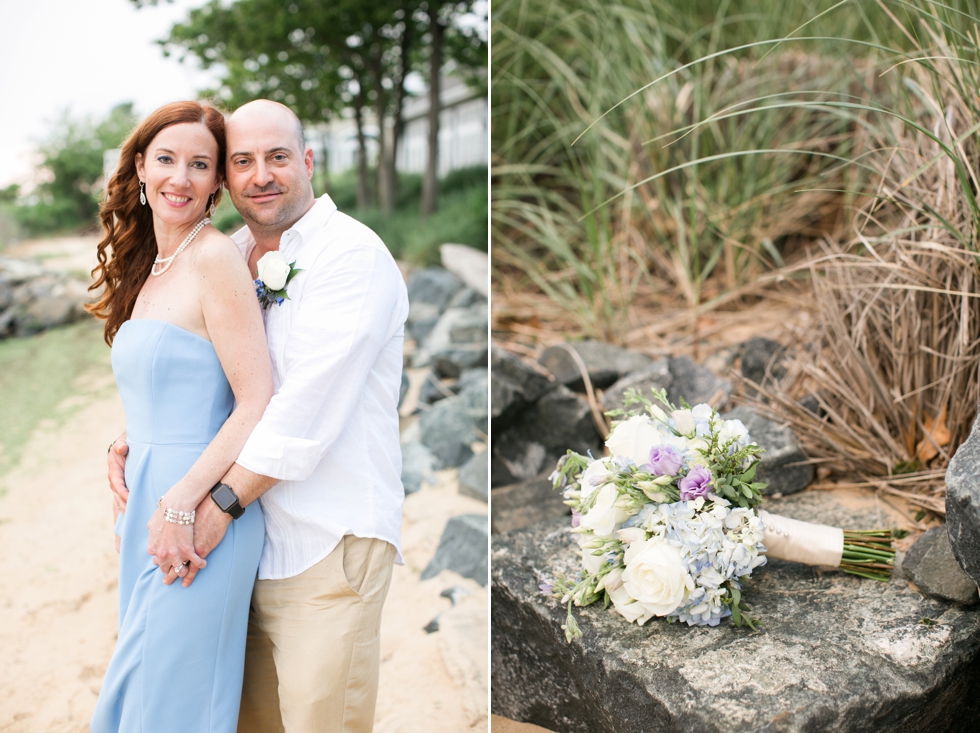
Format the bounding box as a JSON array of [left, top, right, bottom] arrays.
[[679, 465, 714, 501], [647, 445, 682, 476], [571, 509, 582, 528]]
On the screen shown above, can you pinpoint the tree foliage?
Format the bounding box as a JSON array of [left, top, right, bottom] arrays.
[[16, 104, 138, 234]]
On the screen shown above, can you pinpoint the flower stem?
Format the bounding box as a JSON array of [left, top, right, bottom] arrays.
[[840, 529, 897, 582]]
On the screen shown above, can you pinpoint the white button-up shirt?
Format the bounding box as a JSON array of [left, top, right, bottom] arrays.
[[232, 195, 409, 580]]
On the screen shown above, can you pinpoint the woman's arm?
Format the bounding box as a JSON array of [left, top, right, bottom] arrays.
[[147, 231, 273, 582]]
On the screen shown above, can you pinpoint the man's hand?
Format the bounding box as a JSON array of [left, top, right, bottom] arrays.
[[181, 496, 233, 588], [108, 437, 129, 514]]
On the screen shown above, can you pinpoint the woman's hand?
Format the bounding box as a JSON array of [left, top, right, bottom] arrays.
[[147, 507, 206, 586]]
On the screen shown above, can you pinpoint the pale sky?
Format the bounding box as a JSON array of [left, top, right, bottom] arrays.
[[0, 0, 218, 189]]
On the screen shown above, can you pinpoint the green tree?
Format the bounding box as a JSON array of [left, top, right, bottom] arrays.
[[16, 103, 138, 235]]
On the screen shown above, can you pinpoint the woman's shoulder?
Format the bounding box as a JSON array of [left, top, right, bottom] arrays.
[[192, 227, 249, 271]]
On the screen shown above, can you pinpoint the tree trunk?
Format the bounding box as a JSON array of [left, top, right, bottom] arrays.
[[421, 9, 444, 218], [387, 22, 413, 212], [354, 90, 370, 210], [368, 54, 393, 215]]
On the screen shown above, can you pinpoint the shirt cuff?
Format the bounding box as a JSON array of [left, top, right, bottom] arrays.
[[237, 421, 322, 482]]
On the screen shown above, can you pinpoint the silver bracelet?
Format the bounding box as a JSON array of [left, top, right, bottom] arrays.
[[157, 498, 195, 525]]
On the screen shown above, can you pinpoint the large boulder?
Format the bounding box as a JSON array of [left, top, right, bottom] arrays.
[[539, 341, 653, 392], [440, 243, 488, 297], [401, 441, 436, 496], [422, 513, 488, 586], [945, 409, 980, 585], [666, 355, 733, 410], [491, 473, 568, 534], [601, 358, 671, 415], [491, 346, 554, 434], [405, 267, 463, 343], [492, 491, 980, 733], [414, 303, 489, 377], [491, 386, 602, 487], [0, 259, 90, 338], [722, 406, 814, 495], [903, 527, 979, 605]]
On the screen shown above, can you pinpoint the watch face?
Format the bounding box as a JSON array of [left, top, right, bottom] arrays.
[[213, 484, 237, 510]]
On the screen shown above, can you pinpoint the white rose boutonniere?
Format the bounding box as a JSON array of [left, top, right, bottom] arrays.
[[255, 251, 302, 309]]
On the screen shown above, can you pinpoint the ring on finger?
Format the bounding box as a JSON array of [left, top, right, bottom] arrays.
[[173, 561, 187, 574]]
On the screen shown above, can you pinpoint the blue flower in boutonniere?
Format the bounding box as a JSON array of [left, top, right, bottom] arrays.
[[254, 251, 302, 309]]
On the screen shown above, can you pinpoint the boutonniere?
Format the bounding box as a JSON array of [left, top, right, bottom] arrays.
[[254, 251, 302, 309]]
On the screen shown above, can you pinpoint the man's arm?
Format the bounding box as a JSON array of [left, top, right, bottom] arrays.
[[180, 463, 278, 588]]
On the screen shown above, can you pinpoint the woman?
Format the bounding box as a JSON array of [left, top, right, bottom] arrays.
[[87, 101, 272, 732]]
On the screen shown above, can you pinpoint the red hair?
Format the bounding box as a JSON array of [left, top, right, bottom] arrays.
[[87, 101, 226, 344]]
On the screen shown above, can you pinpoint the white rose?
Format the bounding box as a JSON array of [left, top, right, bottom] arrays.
[[719, 419, 749, 447], [607, 582, 654, 624], [622, 538, 692, 616], [256, 251, 292, 290], [579, 484, 631, 538], [606, 415, 662, 466], [671, 409, 696, 437]]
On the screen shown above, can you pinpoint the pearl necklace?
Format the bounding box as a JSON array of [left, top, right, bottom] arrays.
[[150, 218, 211, 277]]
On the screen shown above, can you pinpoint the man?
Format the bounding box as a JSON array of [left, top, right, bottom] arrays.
[[108, 99, 409, 733]]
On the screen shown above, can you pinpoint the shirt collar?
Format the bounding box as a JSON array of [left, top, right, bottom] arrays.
[[230, 194, 338, 260]]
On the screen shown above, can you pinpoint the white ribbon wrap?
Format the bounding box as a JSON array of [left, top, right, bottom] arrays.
[[760, 511, 844, 568]]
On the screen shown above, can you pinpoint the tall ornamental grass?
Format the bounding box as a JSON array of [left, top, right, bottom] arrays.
[[492, 0, 891, 343]]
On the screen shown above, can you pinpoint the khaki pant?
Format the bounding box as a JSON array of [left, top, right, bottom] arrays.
[[238, 536, 396, 733]]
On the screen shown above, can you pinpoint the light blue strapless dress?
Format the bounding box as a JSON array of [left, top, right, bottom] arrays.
[[91, 319, 264, 733]]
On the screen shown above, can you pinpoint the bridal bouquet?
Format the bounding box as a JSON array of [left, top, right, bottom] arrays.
[[545, 388, 896, 642]]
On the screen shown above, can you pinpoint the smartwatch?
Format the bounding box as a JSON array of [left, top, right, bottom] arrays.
[[210, 482, 245, 519]]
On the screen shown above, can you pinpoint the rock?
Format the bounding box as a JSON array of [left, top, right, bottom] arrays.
[[491, 386, 601, 487], [539, 341, 653, 392], [491, 473, 568, 534], [407, 267, 463, 308], [448, 286, 485, 310], [419, 372, 455, 406], [406, 302, 442, 344], [440, 243, 488, 297], [600, 358, 672, 415], [423, 616, 440, 633], [903, 527, 979, 605], [422, 513, 488, 586], [666, 355, 733, 410], [459, 367, 489, 391], [0, 269, 90, 338], [491, 346, 554, 434], [414, 303, 488, 374], [492, 491, 980, 733], [441, 586, 471, 606], [398, 372, 409, 409], [722, 406, 813, 495], [459, 450, 489, 502], [945, 410, 980, 586], [420, 398, 479, 468], [740, 337, 788, 387], [400, 441, 436, 495], [458, 372, 489, 436]]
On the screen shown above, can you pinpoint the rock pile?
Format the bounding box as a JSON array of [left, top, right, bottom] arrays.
[[0, 256, 91, 338], [490, 340, 814, 534]]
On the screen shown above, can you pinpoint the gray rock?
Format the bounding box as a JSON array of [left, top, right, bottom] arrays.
[[459, 367, 489, 391], [458, 372, 489, 435], [491, 346, 554, 433], [459, 450, 489, 502], [492, 491, 980, 733], [422, 513, 488, 586], [407, 267, 463, 308], [406, 302, 441, 344], [740, 337, 787, 387], [601, 358, 672, 415], [903, 527, 979, 605], [440, 243, 488, 297], [722, 406, 814, 495], [431, 344, 489, 379], [539, 341, 653, 392], [420, 398, 478, 468], [401, 441, 436, 495], [491, 386, 601, 487], [666, 355, 733, 410], [418, 373, 455, 406], [414, 303, 488, 374], [448, 286, 485, 310], [945, 409, 980, 586], [491, 472, 569, 534], [398, 372, 409, 409]]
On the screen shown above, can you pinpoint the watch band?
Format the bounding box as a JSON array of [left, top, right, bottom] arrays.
[[210, 482, 245, 519]]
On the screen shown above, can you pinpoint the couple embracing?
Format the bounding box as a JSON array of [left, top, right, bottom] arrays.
[[89, 98, 408, 733]]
